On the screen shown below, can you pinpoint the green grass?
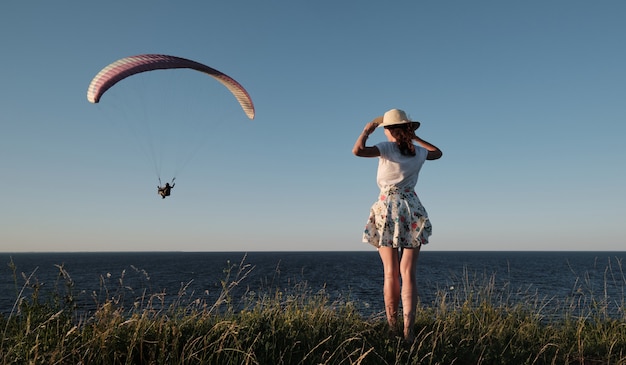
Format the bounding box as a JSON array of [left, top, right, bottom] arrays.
[[1, 256, 625, 365]]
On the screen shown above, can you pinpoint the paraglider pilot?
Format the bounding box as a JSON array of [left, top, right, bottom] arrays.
[[158, 182, 175, 199]]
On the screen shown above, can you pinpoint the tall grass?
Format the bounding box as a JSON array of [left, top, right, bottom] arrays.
[[1, 256, 625, 364]]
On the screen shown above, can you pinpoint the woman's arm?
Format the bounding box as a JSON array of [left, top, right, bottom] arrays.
[[352, 120, 381, 157], [413, 136, 443, 160]]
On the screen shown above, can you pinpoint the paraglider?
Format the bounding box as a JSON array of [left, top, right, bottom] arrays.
[[158, 181, 175, 199], [87, 54, 255, 199]]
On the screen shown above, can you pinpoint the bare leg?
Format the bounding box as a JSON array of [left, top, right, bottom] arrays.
[[399, 246, 420, 342], [378, 246, 400, 335]]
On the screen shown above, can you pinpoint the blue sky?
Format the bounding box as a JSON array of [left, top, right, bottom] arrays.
[[1, 1, 624, 252]]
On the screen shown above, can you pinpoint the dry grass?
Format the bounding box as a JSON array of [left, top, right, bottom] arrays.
[[1, 256, 625, 364]]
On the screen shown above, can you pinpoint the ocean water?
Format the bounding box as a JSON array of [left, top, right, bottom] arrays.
[[1, 251, 625, 319]]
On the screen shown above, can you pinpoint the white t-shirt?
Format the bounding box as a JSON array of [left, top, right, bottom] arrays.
[[375, 142, 428, 190]]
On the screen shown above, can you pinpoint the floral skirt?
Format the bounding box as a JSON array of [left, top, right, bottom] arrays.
[[362, 187, 432, 248]]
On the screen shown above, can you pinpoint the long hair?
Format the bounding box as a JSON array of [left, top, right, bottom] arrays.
[[385, 125, 416, 156]]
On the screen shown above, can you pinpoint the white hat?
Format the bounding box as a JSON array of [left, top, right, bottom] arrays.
[[377, 109, 420, 130]]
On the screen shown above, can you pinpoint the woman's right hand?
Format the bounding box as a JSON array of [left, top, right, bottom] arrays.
[[363, 118, 380, 136]]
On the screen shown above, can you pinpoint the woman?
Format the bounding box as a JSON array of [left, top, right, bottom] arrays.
[[352, 108, 442, 342]]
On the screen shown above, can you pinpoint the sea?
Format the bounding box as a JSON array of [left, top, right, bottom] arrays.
[[1, 251, 625, 320]]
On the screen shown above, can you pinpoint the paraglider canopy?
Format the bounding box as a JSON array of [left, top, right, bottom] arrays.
[[87, 54, 255, 119]]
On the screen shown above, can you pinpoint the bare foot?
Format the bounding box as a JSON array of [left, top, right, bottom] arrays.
[[403, 328, 415, 344]]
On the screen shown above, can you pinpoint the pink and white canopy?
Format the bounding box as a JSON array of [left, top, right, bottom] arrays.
[[87, 54, 255, 119]]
